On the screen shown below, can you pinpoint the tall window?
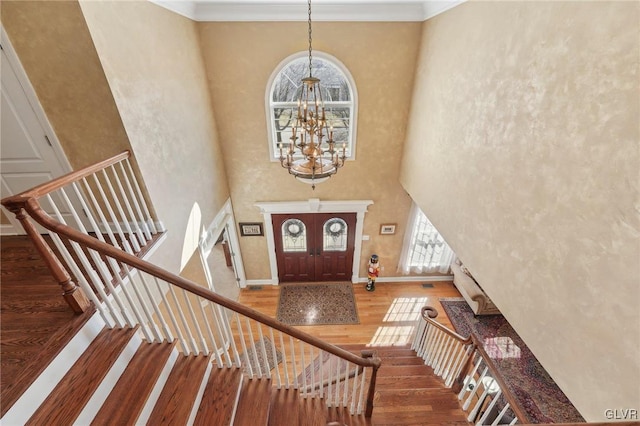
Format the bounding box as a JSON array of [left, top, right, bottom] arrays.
[[398, 203, 455, 274], [266, 52, 357, 160]]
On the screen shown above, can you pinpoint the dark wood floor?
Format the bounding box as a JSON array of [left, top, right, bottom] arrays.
[[0, 235, 95, 415]]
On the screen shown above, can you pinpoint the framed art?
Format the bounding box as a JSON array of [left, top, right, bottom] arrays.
[[380, 223, 396, 235], [239, 222, 264, 236]]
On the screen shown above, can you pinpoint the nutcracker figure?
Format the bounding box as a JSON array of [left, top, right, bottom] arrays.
[[366, 254, 380, 292]]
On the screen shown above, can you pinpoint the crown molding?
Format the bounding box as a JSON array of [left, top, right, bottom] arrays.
[[150, 0, 466, 22]]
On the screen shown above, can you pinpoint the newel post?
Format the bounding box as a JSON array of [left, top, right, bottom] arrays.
[[9, 206, 91, 314], [361, 350, 381, 418]]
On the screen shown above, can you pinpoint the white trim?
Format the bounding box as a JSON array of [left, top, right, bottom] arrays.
[[246, 279, 278, 286], [0, 26, 72, 174], [265, 51, 358, 163], [149, 1, 467, 22], [356, 275, 453, 283], [0, 26, 74, 235], [255, 198, 373, 283], [199, 198, 247, 288]]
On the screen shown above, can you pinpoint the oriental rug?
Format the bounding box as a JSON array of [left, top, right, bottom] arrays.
[[276, 282, 359, 326], [240, 337, 282, 375], [440, 299, 584, 423]]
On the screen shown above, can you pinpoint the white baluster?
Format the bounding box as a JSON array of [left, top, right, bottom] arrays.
[[357, 361, 366, 414], [278, 332, 290, 388], [108, 165, 146, 248], [477, 389, 502, 425], [300, 340, 307, 396], [246, 318, 262, 377], [236, 315, 252, 375], [100, 169, 141, 252], [269, 329, 282, 388], [166, 284, 196, 355], [91, 174, 134, 254], [257, 325, 271, 379], [45, 194, 136, 327], [117, 161, 151, 241], [464, 365, 489, 413], [153, 277, 189, 353], [459, 354, 483, 400], [290, 336, 299, 388], [124, 158, 158, 233]]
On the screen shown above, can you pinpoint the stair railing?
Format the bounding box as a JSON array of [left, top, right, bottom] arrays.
[[412, 306, 528, 425], [1, 151, 381, 417]]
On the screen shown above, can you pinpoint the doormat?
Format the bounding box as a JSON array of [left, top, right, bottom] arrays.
[[276, 282, 360, 326]]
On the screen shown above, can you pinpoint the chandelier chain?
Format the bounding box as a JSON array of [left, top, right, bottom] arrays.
[[308, 0, 313, 78]]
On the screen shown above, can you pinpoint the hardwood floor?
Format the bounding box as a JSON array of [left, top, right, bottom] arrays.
[[1, 234, 465, 420], [0, 235, 96, 415], [237, 281, 462, 348]]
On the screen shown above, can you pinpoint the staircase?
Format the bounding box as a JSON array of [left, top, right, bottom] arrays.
[[4, 318, 470, 425]]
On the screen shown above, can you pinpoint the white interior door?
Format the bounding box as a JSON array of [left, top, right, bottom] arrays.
[[1, 29, 76, 235]]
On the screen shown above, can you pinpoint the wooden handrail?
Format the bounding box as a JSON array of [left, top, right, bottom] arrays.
[[419, 306, 529, 423], [21, 197, 381, 372]]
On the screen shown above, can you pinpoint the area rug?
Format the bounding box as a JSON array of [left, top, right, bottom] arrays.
[[276, 282, 359, 326], [440, 299, 584, 423], [240, 336, 282, 375]]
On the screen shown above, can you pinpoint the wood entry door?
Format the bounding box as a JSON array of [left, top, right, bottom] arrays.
[[273, 213, 356, 283]]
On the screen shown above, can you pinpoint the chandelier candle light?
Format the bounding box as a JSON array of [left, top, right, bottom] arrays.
[[279, 0, 347, 189]]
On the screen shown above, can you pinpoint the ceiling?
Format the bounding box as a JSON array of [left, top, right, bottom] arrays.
[[150, 0, 466, 22]]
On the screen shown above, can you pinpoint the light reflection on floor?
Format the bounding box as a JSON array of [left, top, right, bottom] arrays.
[[369, 297, 429, 346], [484, 336, 521, 359]]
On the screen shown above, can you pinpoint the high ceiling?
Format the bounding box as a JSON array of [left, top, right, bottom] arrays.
[[150, 0, 465, 22]]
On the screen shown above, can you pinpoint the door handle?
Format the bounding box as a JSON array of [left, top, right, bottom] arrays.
[[309, 250, 314, 256], [316, 248, 321, 256]]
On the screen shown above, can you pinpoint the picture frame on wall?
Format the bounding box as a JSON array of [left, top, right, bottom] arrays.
[[239, 222, 264, 237], [380, 223, 396, 235]]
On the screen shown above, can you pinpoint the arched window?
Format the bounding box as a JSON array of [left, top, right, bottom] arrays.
[[266, 52, 357, 161]]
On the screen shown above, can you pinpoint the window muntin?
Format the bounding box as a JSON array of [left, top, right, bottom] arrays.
[[267, 53, 357, 160], [398, 203, 455, 274]]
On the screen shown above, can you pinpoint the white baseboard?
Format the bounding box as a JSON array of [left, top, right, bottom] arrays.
[[356, 275, 454, 283], [245, 276, 453, 286], [245, 279, 277, 286]]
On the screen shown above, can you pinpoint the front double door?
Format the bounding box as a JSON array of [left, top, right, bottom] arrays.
[[273, 213, 356, 283]]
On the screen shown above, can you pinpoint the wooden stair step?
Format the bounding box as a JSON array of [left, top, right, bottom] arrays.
[[26, 326, 139, 425], [377, 356, 425, 366], [194, 367, 243, 425], [326, 406, 370, 426], [376, 374, 443, 389], [91, 340, 177, 424], [376, 364, 432, 377], [233, 377, 273, 426], [374, 387, 461, 409], [148, 354, 211, 425], [268, 387, 328, 426]]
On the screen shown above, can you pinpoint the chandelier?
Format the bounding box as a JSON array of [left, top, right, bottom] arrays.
[[278, 0, 346, 189]]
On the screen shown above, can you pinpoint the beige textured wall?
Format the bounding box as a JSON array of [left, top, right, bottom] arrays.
[[401, 1, 639, 420], [79, 1, 229, 273], [198, 22, 421, 280], [1, 0, 132, 169]]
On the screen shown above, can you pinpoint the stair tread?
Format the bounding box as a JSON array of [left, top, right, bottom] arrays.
[[148, 354, 211, 425], [377, 364, 433, 377], [233, 377, 273, 426], [26, 326, 138, 425], [268, 387, 328, 426], [92, 339, 176, 424], [194, 367, 243, 425]]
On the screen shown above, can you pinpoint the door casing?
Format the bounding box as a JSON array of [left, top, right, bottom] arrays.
[[255, 199, 373, 285]]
